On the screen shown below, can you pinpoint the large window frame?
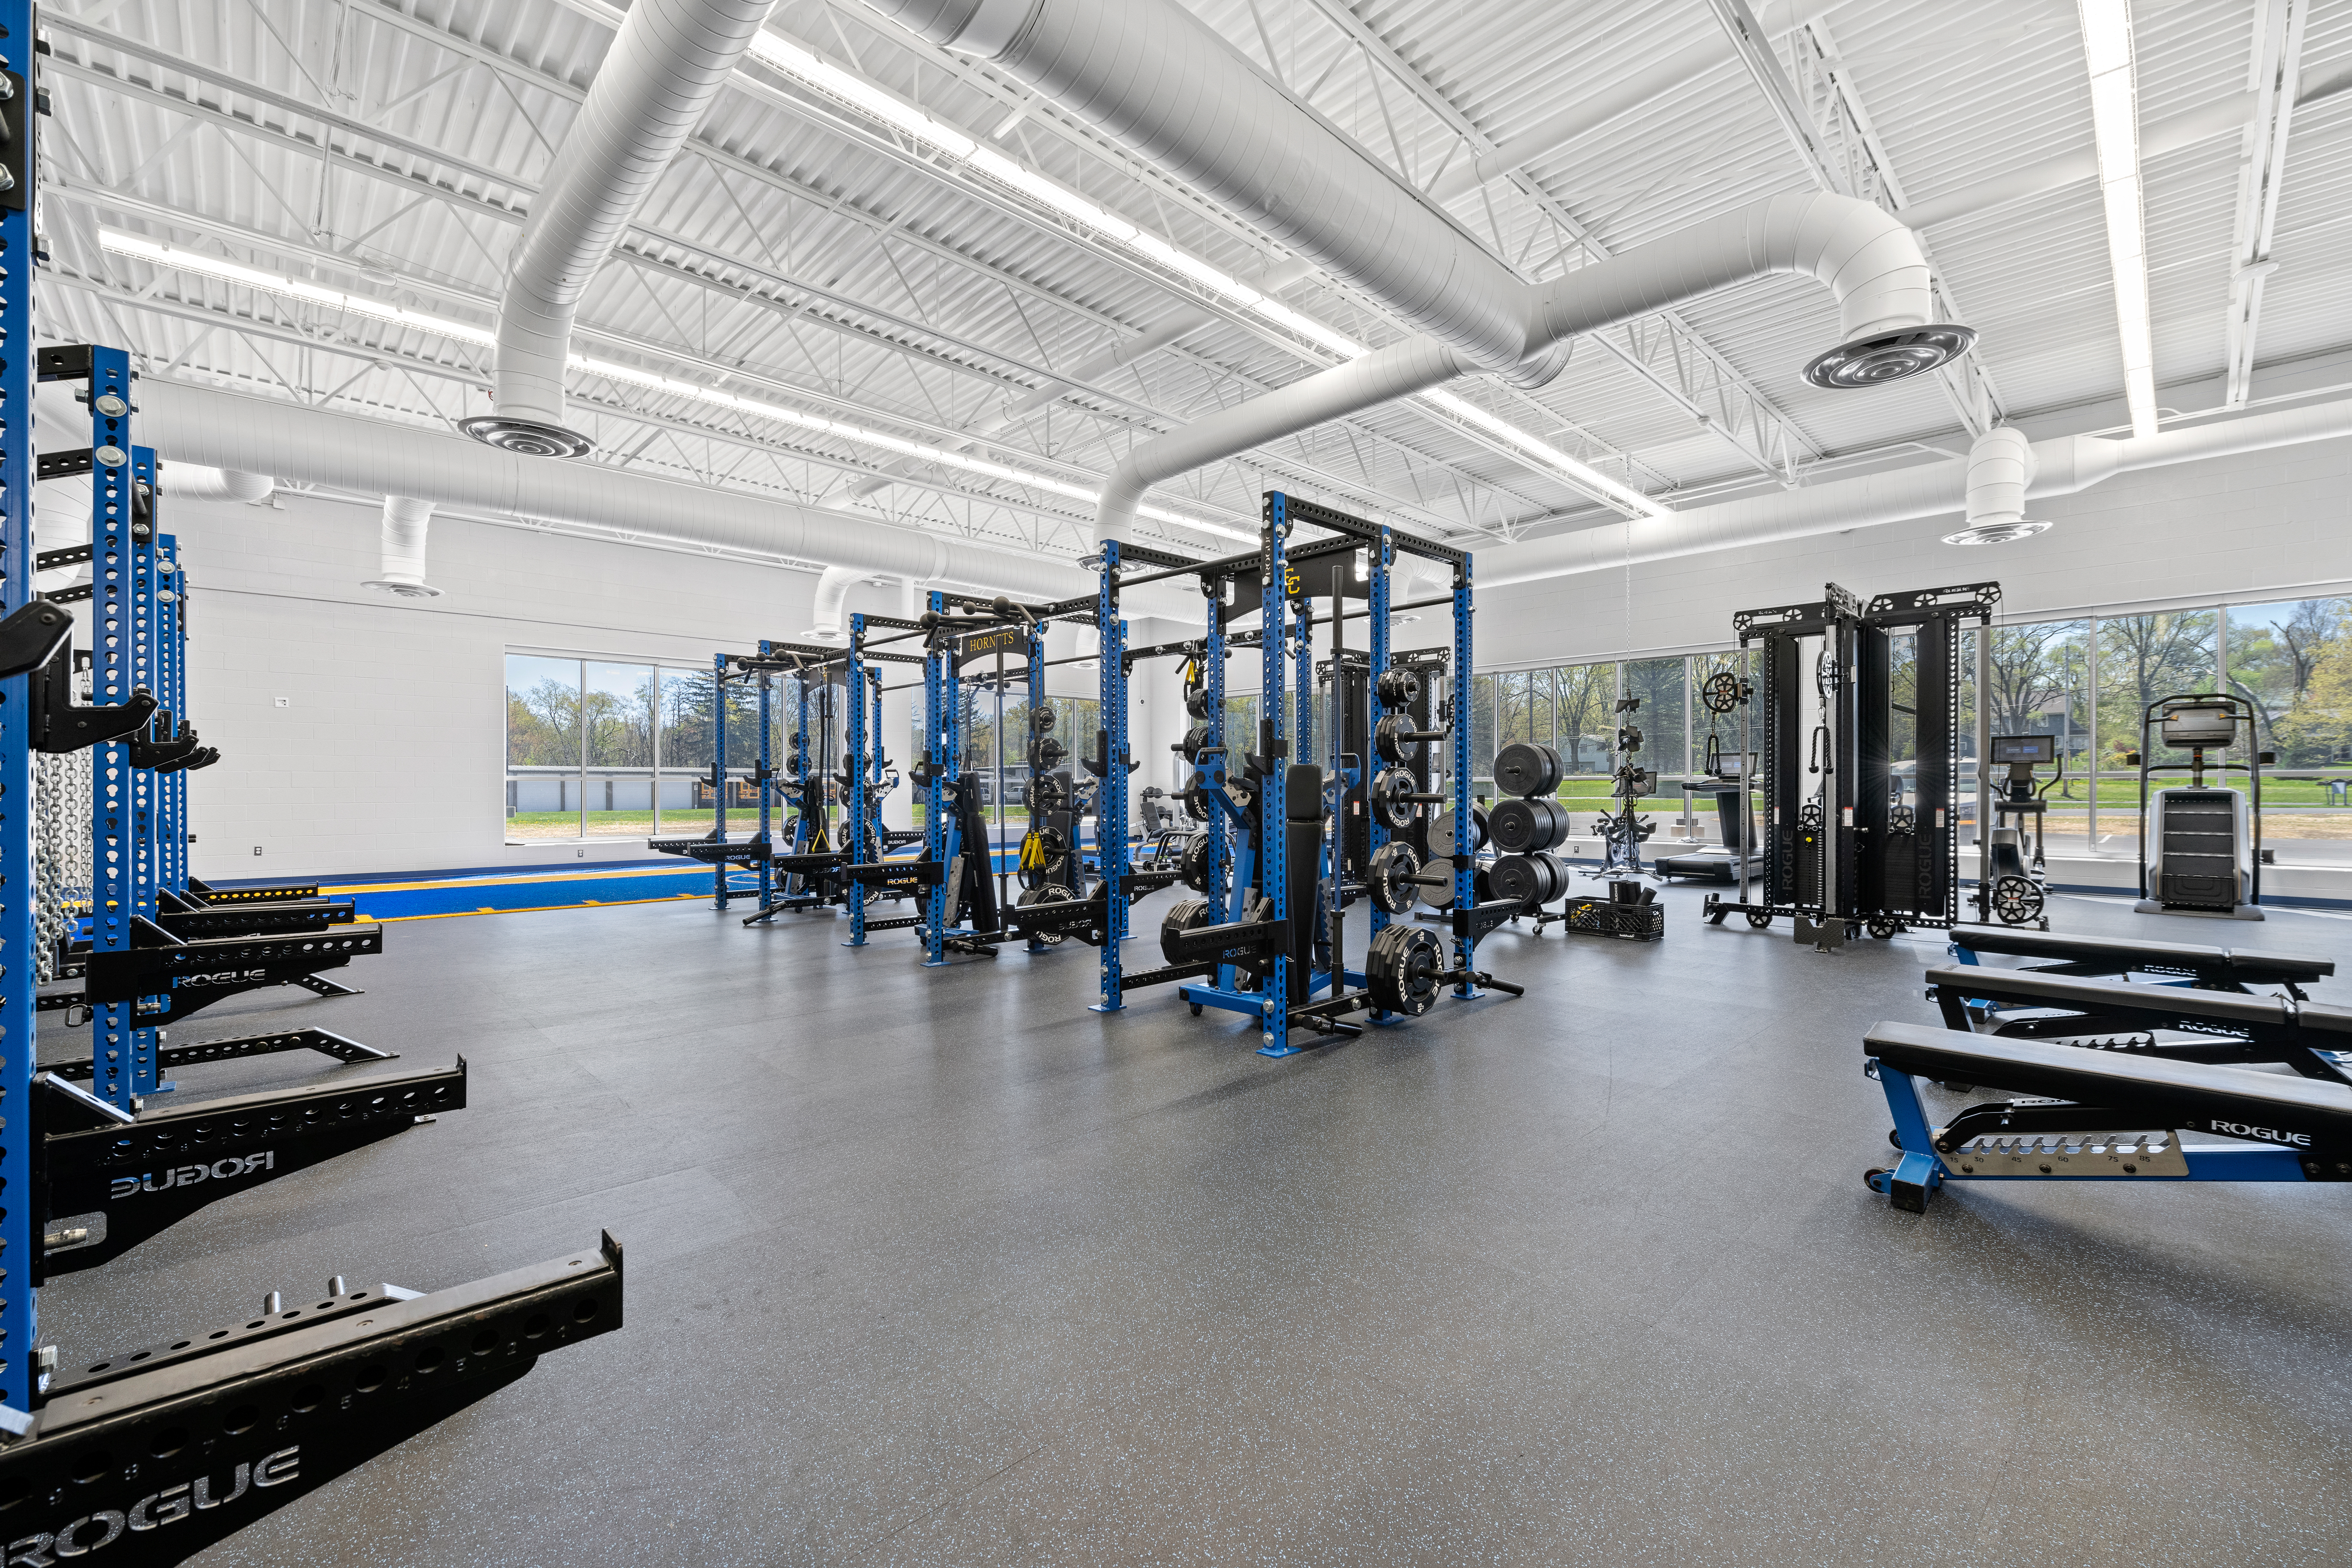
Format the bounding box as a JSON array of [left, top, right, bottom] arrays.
[[505, 650, 764, 844]]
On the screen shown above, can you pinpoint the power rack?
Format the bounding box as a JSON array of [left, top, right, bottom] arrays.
[[1111, 494, 1519, 1053], [0, 75, 619, 1550]]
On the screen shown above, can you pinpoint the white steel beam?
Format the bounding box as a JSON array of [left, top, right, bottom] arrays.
[[2224, 0, 2309, 407]]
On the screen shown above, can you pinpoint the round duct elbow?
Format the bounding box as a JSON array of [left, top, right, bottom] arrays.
[[169, 464, 275, 503], [803, 565, 864, 642], [1944, 426, 2049, 545]]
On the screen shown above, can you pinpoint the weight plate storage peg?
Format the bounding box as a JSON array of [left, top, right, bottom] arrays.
[[1368, 925, 1446, 1016], [1367, 841, 1426, 914], [1493, 741, 1564, 798], [1375, 667, 1423, 710]]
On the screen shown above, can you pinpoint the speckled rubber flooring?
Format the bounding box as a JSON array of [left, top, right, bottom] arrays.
[[38, 884, 2352, 1566]]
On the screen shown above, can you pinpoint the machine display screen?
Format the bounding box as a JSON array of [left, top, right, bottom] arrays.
[[1991, 734, 2056, 764]]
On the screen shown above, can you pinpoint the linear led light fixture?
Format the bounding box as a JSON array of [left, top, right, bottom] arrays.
[[2079, 0, 2158, 440], [97, 228, 1253, 545], [744, 30, 1671, 520]]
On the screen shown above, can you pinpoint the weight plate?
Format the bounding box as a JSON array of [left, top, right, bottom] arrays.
[[1185, 688, 1214, 720], [1494, 742, 1563, 798], [1375, 668, 1423, 711], [1373, 713, 1423, 767], [1029, 734, 1067, 772], [1369, 767, 1422, 832], [1031, 707, 1056, 733], [1429, 804, 1489, 853], [1183, 770, 1213, 822], [1490, 854, 1543, 907], [1367, 925, 1445, 1017], [1366, 841, 1424, 914], [1489, 798, 1537, 854], [1181, 724, 1214, 763], [1180, 831, 1212, 892]]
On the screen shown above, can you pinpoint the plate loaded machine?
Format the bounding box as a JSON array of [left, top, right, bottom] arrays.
[[1704, 581, 1999, 950], [1116, 493, 1519, 1052], [897, 590, 1171, 964], [0, 137, 619, 1553], [1980, 732, 2061, 928], [37, 352, 413, 1143], [2128, 693, 2269, 921]]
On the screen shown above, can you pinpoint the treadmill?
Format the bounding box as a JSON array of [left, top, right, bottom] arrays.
[[1655, 757, 1764, 884]]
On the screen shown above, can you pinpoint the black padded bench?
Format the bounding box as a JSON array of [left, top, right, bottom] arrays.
[[1950, 926, 2333, 995], [1862, 1019, 2352, 1209], [1923, 964, 2352, 1079]]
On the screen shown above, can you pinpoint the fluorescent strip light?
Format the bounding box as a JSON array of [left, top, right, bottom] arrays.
[[2077, 0, 2158, 438], [100, 230, 499, 344], [1422, 388, 1669, 517], [103, 226, 1250, 542]]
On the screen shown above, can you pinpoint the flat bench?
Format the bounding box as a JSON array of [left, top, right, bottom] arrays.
[[1950, 926, 2333, 994]]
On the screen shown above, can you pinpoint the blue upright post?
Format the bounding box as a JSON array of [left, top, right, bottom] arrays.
[[755, 669, 774, 909], [88, 346, 161, 1107], [710, 653, 730, 908], [1259, 494, 1291, 1050], [845, 618, 870, 947], [1093, 545, 1129, 1011], [1367, 529, 1394, 947], [1451, 556, 1480, 996], [0, 25, 40, 1407], [922, 591, 952, 965], [154, 514, 187, 895]]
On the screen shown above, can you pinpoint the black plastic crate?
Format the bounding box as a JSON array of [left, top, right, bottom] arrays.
[[1561, 895, 1665, 941]]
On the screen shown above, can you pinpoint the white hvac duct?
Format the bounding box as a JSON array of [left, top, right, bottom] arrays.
[[803, 564, 861, 640], [460, 0, 776, 458], [167, 464, 274, 504], [1950, 426, 2045, 546], [136, 379, 1171, 608], [1092, 191, 1955, 543], [872, 1, 1964, 545], [1473, 395, 2352, 589], [364, 496, 443, 599]]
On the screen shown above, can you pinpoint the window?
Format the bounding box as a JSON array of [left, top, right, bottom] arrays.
[[506, 653, 758, 844], [1621, 656, 1688, 802]]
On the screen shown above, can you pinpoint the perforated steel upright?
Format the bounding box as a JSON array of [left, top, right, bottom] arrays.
[[1449, 560, 1479, 994], [0, 2, 39, 1409], [921, 590, 953, 966], [153, 515, 187, 894], [88, 347, 161, 1107], [1258, 494, 1291, 1045], [1092, 543, 1129, 1011], [844, 616, 871, 947], [1365, 527, 1394, 944]]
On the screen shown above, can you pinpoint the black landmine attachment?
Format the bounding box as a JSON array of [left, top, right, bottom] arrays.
[[37, 1060, 466, 1277], [0, 1234, 622, 1565]]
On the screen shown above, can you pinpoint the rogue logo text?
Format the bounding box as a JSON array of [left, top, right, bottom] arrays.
[[109, 1151, 274, 1200]]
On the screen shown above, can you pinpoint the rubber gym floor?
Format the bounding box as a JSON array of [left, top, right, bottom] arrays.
[[40, 883, 2352, 1566]]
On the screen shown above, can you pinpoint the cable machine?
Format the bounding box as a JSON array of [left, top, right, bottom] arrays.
[[1704, 580, 1999, 948]]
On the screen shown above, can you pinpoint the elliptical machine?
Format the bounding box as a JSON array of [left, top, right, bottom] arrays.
[[1978, 733, 2060, 928]]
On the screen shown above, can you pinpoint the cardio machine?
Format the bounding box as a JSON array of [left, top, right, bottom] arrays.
[[1978, 732, 2061, 929], [2130, 693, 2269, 921]]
